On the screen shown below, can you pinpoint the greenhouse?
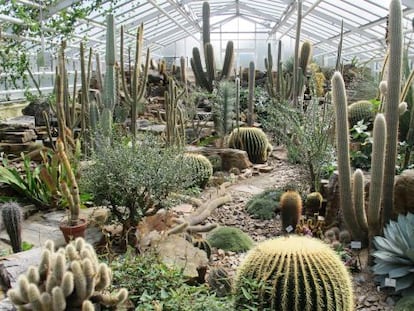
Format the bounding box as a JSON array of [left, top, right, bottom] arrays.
[[0, 0, 414, 310]]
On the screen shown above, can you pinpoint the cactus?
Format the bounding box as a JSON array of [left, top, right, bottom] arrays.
[[164, 77, 186, 147], [234, 236, 354, 311], [304, 192, 323, 217], [120, 22, 150, 143], [190, 1, 234, 93], [207, 266, 232, 297], [353, 169, 368, 233], [280, 190, 302, 233], [192, 236, 212, 259], [332, 71, 366, 242], [368, 114, 386, 238], [207, 226, 253, 253], [299, 41, 312, 76], [348, 100, 375, 128], [235, 77, 240, 129], [382, 0, 402, 225], [215, 81, 235, 142], [1, 202, 22, 253], [247, 61, 255, 126], [227, 127, 272, 164], [184, 153, 213, 188], [7, 238, 128, 310], [292, 0, 302, 107]]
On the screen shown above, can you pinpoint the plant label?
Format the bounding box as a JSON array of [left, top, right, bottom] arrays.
[[317, 216, 325, 221], [286, 225, 293, 233], [276, 214, 281, 220], [350, 241, 362, 249], [384, 278, 396, 288]]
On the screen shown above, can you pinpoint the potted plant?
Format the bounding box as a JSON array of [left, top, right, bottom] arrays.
[[56, 138, 87, 242]]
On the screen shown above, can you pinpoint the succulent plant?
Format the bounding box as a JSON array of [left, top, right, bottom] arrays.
[[372, 212, 414, 295], [7, 238, 128, 310], [192, 236, 212, 259], [245, 188, 284, 219], [207, 226, 253, 253], [1, 201, 22, 253], [184, 153, 213, 188], [395, 296, 414, 311], [347, 100, 375, 128], [227, 127, 272, 164], [280, 190, 302, 233], [304, 192, 323, 217], [234, 235, 354, 310], [207, 266, 232, 297]]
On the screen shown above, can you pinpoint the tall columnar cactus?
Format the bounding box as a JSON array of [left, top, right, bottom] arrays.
[[1, 202, 22, 253], [120, 23, 150, 143], [101, 14, 117, 140], [332, 71, 365, 241], [368, 114, 387, 238], [235, 77, 240, 129], [247, 61, 255, 126], [234, 236, 354, 311], [190, 1, 234, 93], [292, 0, 302, 107], [382, 0, 402, 225], [7, 238, 128, 311], [353, 169, 368, 233], [227, 127, 272, 164], [216, 81, 234, 141], [165, 77, 185, 147], [280, 191, 302, 233], [299, 40, 312, 76]]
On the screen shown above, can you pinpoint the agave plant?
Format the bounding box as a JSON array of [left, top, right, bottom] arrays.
[[372, 212, 414, 295]]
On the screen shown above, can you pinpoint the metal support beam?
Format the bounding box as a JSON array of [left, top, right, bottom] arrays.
[[268, 1, 296, 37], [165, 0, 202, 31], [239, 2, 279, 23], [147, 0, 200, 43]]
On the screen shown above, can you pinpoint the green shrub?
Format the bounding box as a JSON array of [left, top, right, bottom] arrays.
[[109, 250, 232, 310], [245, 189, 284, 220], [81, 134, 194, 230], [395, 296, 414, 311], [207, 226, 254, 252]]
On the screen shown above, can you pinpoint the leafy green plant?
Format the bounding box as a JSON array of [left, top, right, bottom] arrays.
[[349, 120, 373, 170], [207, 226, 254, 253], [372, 212, 414, 295], [261, 98, 335, 191], [81, 134, 194, 230], [108, 249, 232, 310], [245, 188, 284, 221], [395, 296, 414, 311]]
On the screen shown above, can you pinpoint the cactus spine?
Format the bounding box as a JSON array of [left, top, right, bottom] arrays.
[[368, 114, 386, 237], [382, 0, 402, 225], [1, 202, 22, 253], [247, 61, 255, 126], [234, 236, 354, 311], [332, 71, 365, 242], [7, 238, 128, 310], [280, 191, 302, 233]]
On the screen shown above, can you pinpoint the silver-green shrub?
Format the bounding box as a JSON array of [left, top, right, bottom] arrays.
[[81, 134, 194, 229]]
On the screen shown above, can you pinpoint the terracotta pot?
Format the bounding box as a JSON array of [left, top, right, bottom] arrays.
[[59, 218, 88, 243]]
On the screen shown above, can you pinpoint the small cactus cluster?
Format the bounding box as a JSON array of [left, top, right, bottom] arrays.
[[280, 190, 302, 233], [234, 236, 354, 311], [184, 153, 213, 188], [1, 201, 23, 253], [294, 216, 325, 239], [347, 100, 375, 128], [227, 127, 272, 164], [7, 238, 128, 311]]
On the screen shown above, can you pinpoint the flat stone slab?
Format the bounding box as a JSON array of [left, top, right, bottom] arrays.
[[229, 184, 264, 195]]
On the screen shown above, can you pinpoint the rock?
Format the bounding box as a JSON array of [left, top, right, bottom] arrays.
[[156, 235, 208, 280], [21, 99, 51, 126], [394, 169, 414, 216]]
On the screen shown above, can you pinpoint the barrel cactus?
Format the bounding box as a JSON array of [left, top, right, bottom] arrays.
[[7, 238, 128, 311], [227, 127, 272, 164], [207, 226, 253, 253], [1, 201, 23, 253], [234, 235, 354, 311], [347, 100, 375, 128], [280, 190, 302, 233], [184, 153, 213, 188]]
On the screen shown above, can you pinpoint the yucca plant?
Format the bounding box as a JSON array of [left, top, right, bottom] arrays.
[[372, 212, 414, 295]]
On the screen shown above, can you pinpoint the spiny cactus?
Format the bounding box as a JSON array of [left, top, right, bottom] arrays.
[[332, 71, 366, 242], [348, 100, 375, 128], [207, 266, 232, 297], [227, 127, 272, 164], [7, 238, 128, 310], [382, 0, 402, 225], [184, 153, 213, 188], [1, 201, 22, 253], [247, 61, 255, 126], [234, 235, 354, 311], [353, 169, 368, 233], [304, 192, 323, 217], [299, 41, 312, 76], [192, 236, 212, 259], [207, 226, 253, 253], [280, 190, 302, 233]]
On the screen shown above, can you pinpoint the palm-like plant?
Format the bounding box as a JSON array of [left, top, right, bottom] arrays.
[[372, 212, 414, 295]]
